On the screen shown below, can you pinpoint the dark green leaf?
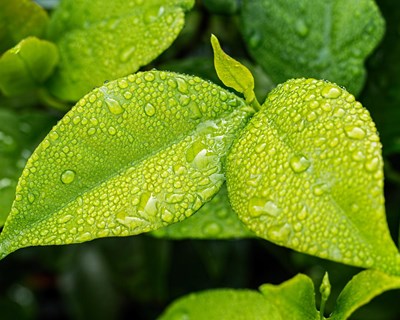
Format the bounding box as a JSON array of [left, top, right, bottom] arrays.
[[240, 0, 385, 95]]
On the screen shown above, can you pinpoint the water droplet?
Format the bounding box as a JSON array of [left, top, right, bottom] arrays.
[[289, 154, 311, 173], [202, 222, 222, 236], [28, 193, 35, 203], [312, 183, 328, 196], [268, 223, 291, 243], [118, 79, 128, 89], [176, 77, 188, 93], [186, 141, 216, 171], [138, 193, 158, 217], [321, 85, 342, 99], [144, 103, 156, 116], [108, 127, 117, 135], [189, 103, 202, 119], [365, 157, 379, 172], [295, 19, 309, 37], [120, 46, 136, 62], [116, 211, 145, 229], [105, 97, 124, 115], [61, 170, 76, 184], [352, 150, 365, 161], [248, 198, 281, 217], [58, 215, 73, 224], [255, 142, 266, 153], [144, 72, 155, 82], [344, 125, 365, 140], [49, 131, 59, 141], [161, 209, 174, 223]]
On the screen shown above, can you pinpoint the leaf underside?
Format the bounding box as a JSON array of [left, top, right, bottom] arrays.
[[226, 78, 400, 275], [0, 71, 252, 259]]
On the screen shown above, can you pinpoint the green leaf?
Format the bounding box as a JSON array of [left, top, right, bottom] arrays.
[[259, 274, 319, 320], [240, 0, 385, 95], [329, 270, 400, 320], [226, 78, 400, 275], [0, 71, 252, 259], [158, 289, 280, 320], [0, 0, 49, 53], [158, 274, 318, 320], [0, 37, 59, 97], [152, 184, 254, 239], [46, 0, 194, 101], [211, 35, 258, 107]]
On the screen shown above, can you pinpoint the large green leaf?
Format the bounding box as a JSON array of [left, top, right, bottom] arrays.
[[158, 274, 318, 320], [240, 0, 385, 95], [0, 0, 49, 53], [46, 0, 194, 101], [0, 71, 252, 259], [226, 78, 400, 275], [152, 184, 254, 239], [0, 37, 59, 96], [330, 270, 400, 320]]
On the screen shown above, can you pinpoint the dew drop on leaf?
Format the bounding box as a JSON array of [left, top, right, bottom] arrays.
[[144, 103, 156, 116], [321, 85, 342, 99], [344, 125, 366, 140], [105, 97, 124, 115], [60, 170, 76, 184], [289, 154, 311, 173]]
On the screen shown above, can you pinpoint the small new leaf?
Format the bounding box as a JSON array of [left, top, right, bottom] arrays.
[[211, 34, 259, 110]]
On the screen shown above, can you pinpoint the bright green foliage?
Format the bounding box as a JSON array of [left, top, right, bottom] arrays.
[[259, 274, 319, 320], [329, 270, 400, 320], [159, 289, 279, 320], [240, 0, 385, 95], [159, 274, 318, 320], [152, 184, 254, 239], [0, 108, 57, 226], [0, 71, 253, 259], [0, 0, 49, 53], [210, 34, 258, 108], [0, 37, 59, 96], [319, 272, 331, 319], [46, 0, 194, 101], [226, 78, 400, 275]]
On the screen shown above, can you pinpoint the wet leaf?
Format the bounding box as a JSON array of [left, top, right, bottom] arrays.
[[152, 184, 254, 239], [0, 0, 48, 53], [0, 71, 252, 259], [46, 0, 194, 101], [240, 0, 385, 95], [0, 37, 59, 96], [330, 270, 400, 320], [226, 78, 400, 275]]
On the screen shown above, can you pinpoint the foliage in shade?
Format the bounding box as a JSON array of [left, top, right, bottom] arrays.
[[226, 78, 400, 275], [0, 71, 253, 259], [0, 0, 49, 53], [152, 184, 254, 239], [46, 0, 194, 101], [0, 37, 59, 96], [240, 0, 385, 95]]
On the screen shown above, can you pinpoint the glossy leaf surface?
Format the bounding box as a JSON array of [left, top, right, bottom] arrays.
[[259, 274, 319, 320], [226, 78, 400, 275], [0, 71, 252, 259], [240, 0, 384, 95], [0, 0, 49, 53], [46, 0, 194, 101], [330, 270, 400, 320], [152, 184, 254, 239], [0, 37, 59, 96]]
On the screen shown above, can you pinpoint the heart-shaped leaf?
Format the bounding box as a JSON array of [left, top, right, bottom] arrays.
[[0, 71, 252, 259], [158, 274, 318, 320], [226, 78, 400, 275], [330, 270, 400, 320], [240, 0, 385, 95], [152, 184, 254, 239], [0, 37, 59, 96], [46, 0, 194, 101]]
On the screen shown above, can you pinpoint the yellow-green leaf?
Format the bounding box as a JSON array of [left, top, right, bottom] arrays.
[[0, 37, 59, 96], [226, 78, 400, 275], [46, 0, 194, 101], [211, 34, 257, 106], [0, 71, 252, 259]]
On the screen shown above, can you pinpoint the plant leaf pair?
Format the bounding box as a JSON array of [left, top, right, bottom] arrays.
[[0, 71, 253, 259]]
